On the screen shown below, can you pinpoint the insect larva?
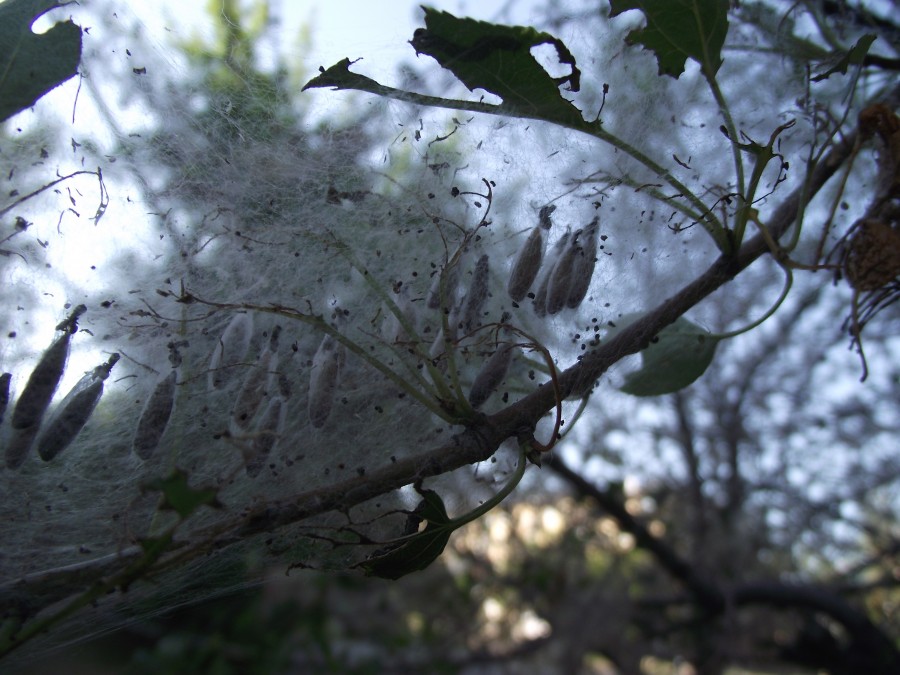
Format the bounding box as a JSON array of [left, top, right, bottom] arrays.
[[37, 353, 119, 462], [567, 217, 599, 309], [459, 254, 490, 332], [10, 305, 86, 431], [208, 312, 254, 391], [533, 230, 570, 316], [0, 372, 10, 426], [308, 335, 342, 429], [469, 343, 516, 409], [546, 229, 584, 315], [133, 369, 178, 460], [231, 326, 281, 429], [245, 396, 286, 477]]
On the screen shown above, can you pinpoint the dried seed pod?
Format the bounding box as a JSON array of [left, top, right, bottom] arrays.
[[231, 326, 281, 429], [533, 230, 570, 317], [546, 229, 583, 315], [566, 216, 600, 309], [459, 254, 490, 332], [308, 335, 342, 429], [133, 370, 178, 460], [37, 353, 119, 462], [469, 343, 517, 409], [11, 304, 86, 431], [208, 312, 254, 391], [245, 396, 286, 477], [0, 372, 10, 426]]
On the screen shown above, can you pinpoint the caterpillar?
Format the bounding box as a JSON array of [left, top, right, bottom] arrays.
[[133, 369, 178, 460], [426, 259, 460, 310], [245, 395, 286, 477], [308, 334, 343, 429], [459, 254, 490, 333], [0, 372, 10, 426], [566, 216, 600, 309], [508, 205, 555, 303], [532, 230, 570, 317], [231, 326, 281, 430], [208, 312, 254, 391], [546, 231, 583, 315], [469, 343, 517, 409], [11, 304, 86, 431], [37, 353, 119, 462]]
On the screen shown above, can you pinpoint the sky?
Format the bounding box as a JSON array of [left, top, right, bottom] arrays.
[[3, 0, 480, 384]]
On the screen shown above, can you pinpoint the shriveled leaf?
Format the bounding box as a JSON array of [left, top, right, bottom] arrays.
[[409, 7, 583, 124], [619, 317, 720, 396], [144, 469, 221, 520], [358, 489, 454, 580], [0, 0, 82, 122], [302, 58, 385, 93], [609, 0, 729, 78], [811, 34, 876, 82]]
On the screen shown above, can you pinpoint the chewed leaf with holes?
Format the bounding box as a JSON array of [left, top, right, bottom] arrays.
[[609, 0, 729, 78], [616, 317, 720, 396], [811, 34, 877, 82], [409, 7, 583, 124], [0, 0, 83, 122], [358, 489, 454, 580]]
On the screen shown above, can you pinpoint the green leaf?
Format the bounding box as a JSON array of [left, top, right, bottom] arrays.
[[408, 6, 583, 124], [618, 317, 720, 396], [609, 0, 729, 78], [358, 489, 454, 580], [144, 469, 222, 520], [0, 0, 82, 122], [811, 34, 876, 82]]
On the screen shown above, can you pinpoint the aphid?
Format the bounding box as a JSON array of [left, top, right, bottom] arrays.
[[566, 216, 600, 309], [37, 353, 119, 462], [245, 396, 286, 477], [11, 304, 86, 432], [459, 254, 490, 332], [133, 370, 178, 460], [308, 335, 343, 429], [469, 343, 517, 409], [0, 372, 10, 426], [208, 312, 254, 391], [231, 326, 281, 429], [508, 206, 555, 303], [533, 230, 570, 317]]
